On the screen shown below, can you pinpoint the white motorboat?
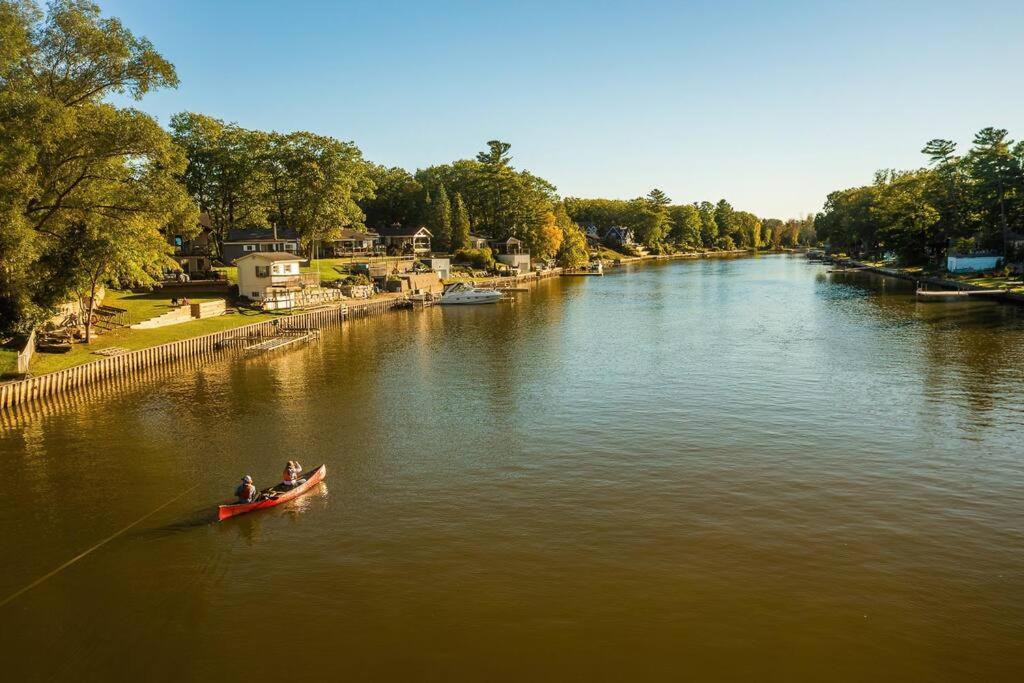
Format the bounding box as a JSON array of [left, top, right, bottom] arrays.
[[438, 281, 503, 305]]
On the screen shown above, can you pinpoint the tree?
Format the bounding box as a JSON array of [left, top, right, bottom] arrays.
[[532, 211, 564, 262], [68, 214, 177, 342], [361, 164, 422, 230], [732, 211, 762, 248], [429, 183, 452, 252], [698, 201, 719, 246], [554, 202, 588, 268], [647, 188, 671, 207], [967, 127, 1020, 251], [715, 199, 736, 240], [0, 0, 196, 335], [668, 204, 702, 246], [451, 192, 470, 251], [170, 112, 269, 256]]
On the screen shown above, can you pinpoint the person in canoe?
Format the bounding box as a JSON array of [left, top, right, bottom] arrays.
[[281, 460, 306, 488], [235, 475, 257, 503]]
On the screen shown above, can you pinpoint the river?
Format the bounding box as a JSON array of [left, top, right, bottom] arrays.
[[1, 254, 1023, 681]]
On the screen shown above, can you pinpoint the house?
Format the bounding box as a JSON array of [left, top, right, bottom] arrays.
[[466, 233, 490, 250], [331, 229, 382, 255], [170, 213, 215, 278], [947, 252, 1002, 273], [236, 252, 316, 302], [605, 226, 636, 247], [489, 236, 531, 273], [222, 226, 301, 265], [377, 224, 432, 254]]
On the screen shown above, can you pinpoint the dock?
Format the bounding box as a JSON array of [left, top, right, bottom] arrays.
[[243, 328, 320, 354]]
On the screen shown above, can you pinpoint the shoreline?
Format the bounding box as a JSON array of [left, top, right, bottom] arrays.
[[830, 257, 1024, 307]]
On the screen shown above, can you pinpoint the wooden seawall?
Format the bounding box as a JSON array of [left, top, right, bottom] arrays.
[[0, 297, 401, 414]]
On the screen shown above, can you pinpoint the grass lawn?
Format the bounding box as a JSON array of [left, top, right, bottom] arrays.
[[592, 246, 628, 261], [105, 289, 226, 326], [1, 345, 20, 379], [27, 288, 288, 375]]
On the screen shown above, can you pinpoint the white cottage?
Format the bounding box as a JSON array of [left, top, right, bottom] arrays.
[[947, 253, 1002, 273], [236, 252, 307, 302]]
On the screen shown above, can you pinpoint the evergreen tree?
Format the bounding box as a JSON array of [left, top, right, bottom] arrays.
[[431, 184, 452, 252], [452, 192, 470, 251]]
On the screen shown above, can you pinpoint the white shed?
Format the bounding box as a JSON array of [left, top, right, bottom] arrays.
[[947, 254, 1001, 273]]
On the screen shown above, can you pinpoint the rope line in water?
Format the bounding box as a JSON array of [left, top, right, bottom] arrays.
[[0, 483, 201, 609]]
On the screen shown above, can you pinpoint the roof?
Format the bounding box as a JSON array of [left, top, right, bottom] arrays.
[[234, 252, 303, 263], [334, 228, 380, 240], [490, 236, 523, 244], [376, 224, 432, 237], [225, 226, 300, 242]]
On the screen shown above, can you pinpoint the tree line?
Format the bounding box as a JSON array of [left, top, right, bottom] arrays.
[[564, 194, 814, 253], [815, 128, 1024, 263]]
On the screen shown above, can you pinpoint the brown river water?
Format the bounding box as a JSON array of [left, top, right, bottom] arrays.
[[1, 255, 1023, 681]]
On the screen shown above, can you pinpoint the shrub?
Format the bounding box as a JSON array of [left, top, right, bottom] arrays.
[[715, 235, 736, 251], [453, 247, 496, 270]]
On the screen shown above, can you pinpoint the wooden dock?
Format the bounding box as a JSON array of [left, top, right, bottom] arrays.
[[243, 328, 320, 354]]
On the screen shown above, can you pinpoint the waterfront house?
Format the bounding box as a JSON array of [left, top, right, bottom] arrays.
[[331, 229, 382, 255], [236, 252, 316, 302], [466, 233, 490, 250], [489, 236, 531, 273], [377, 224, 432, 254], [946, 252, 1002, 273], [222, 226, 301, 265], [605, 226, 636, 248], [171, 214, 215, 278]]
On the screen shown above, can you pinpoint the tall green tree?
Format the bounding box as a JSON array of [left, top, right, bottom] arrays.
[[698, 201, 719, 246], [1, 0, 196, 335], [554, 201, 588, 268], [430, 183, 452, 252], [967, 127, 1020, 251], [451, 191, 470, 251], [668, 204, 702, 246], [170, 112, 269, 255]]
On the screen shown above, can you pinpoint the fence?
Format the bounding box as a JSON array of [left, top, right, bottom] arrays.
[[0, 297, 402, 413], [15, 330, 35, 375]]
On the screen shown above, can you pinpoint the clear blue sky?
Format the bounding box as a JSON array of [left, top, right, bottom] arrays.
[[103, 0, 1024, 218]]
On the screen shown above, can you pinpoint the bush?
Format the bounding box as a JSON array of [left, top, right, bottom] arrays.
[[453, 247, 496, 270], [715, 235, 736, 251]]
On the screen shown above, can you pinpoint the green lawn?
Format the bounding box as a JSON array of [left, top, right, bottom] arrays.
[[26, 288, 284, 375], [105, 289, 226, 326], [1, 344, 20, 378]]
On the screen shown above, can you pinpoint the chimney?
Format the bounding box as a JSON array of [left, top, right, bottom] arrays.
[[273, 222, 278, 240]]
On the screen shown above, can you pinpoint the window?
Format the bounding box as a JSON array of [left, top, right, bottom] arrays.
[[243, 244, 256, 252], [251, 291, 261, 299], [255, 266, 270, 278], [284, 242, 296, 250]]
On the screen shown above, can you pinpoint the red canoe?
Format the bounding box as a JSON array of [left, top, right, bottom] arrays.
[[218, 464, 327, 521]]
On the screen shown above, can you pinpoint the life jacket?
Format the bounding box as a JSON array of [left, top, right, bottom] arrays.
[[236, 483, 255, 501]]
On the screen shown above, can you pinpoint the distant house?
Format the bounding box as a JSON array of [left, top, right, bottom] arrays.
[[947, 252, 1002, 273], [377, 224, 432, 254], [466, 233, 490, 250], [171, 213, 215, 277], [236, 252, 313, 302], [605, 226, 636, 247], [489, 236, 531, 272], [331, 229, 381, 255], [581, 223, 601, 239], [222, 226, 301, 265]]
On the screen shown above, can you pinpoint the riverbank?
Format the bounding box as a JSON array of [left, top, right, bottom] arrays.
[[831, 257, 1024, 306]]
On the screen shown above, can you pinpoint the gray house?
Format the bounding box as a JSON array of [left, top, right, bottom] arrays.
[[222, 226, 301, 265]]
